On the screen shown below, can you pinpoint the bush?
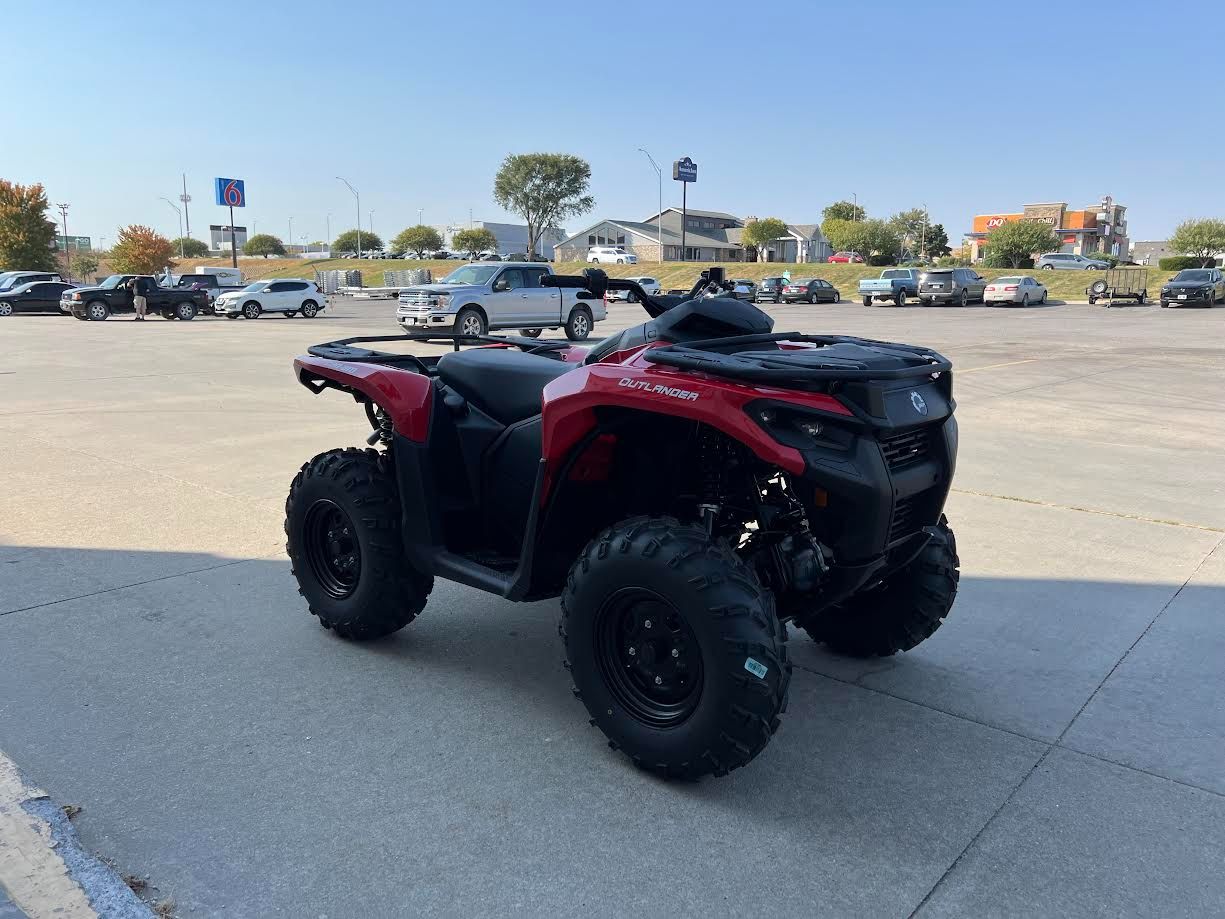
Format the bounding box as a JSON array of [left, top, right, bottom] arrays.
[[935, 255, 971, 267], [1159, 255, 1214, 270], [866, 253, 896, 266], [1090, 252, 1120, 268], [982, 252, 1033, 269]]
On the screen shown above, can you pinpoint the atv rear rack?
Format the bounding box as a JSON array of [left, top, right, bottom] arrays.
[[643, 333, 951, 383], [306, 333, 571, 370]]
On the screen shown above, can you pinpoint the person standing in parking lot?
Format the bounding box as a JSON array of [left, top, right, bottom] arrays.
[[131, 275, 149, 320]]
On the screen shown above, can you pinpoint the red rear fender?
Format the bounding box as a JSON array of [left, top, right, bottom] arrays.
[[294, 355, 432, 442]]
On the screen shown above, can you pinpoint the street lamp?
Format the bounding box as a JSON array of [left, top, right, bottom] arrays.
[[336, 177, 361, 257], [637, 148, 663, 263], [160, 197, 185, 258], [56, 203, 71, 279], [326, 213, 331, 254], [288, 216, 295, 252], [369, 210, 375, 240], [417, 207, 424, 225]]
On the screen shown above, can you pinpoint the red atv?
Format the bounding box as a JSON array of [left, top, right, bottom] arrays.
[[286, 268, 960, 778]]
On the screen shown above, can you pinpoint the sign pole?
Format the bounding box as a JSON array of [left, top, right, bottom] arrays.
[[681, 182, 687, 263], [672, 157, 697, 264], [229, 205, 237, 268]]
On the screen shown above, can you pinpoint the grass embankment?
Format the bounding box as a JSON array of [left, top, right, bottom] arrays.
[[172, 257, 1177, 302]]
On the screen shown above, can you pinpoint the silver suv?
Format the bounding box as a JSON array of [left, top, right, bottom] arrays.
[[919, 268, 987, 306], [1035, 252, 1109, 271], [396, 262, 606, 340]]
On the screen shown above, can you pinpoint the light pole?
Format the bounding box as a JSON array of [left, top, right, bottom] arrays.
[[326, 213, 331, 254], [369, 210, 375, 240], [56, 203, 71, 279], [179, 174, 192, 238], [417, 208, 423, 225], [288, 217, 295, 253], [637, 148, 663, 263], [336, 177, 361, 257], [160, 197, 184, 258]]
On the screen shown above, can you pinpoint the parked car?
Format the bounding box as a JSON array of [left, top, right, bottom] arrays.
[[587, 246, 638, 265], [61, 274, 210, 320], [919, 268, 987, 306], [782, 278, 840, 303], [214, 279, 328, 319], [396, 262, 604, 340], [731, 278, 757, 301], [1035, 252, 1109, 271], [1160, 267, 1225, 307], [859, 268, 922, 306], [504, 252, 529, 261], [166, 272, 245, 308], [0, 270, 64, 292], [754, 277, 787, 303], [827, 251, 864, 264], [607, 276, 662, 302], [479, 252, 503, 261], [0, 280, 78, 316], [984, 275, 1048, 306]]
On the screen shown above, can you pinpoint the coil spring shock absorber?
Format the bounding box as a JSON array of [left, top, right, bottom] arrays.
[[364, 402, 394, 446]]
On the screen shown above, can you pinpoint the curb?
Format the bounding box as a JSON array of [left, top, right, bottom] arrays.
[[0, 754, 153, 919]]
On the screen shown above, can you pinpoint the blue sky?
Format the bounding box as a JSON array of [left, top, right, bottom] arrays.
[[5, 0, 1219, 247]]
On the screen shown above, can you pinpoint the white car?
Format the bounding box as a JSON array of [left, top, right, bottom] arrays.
[[214, 279, 329, 319], [984, 275, 1048, 306], [606, 276, 662, 301], [587, 246, 638, 265]]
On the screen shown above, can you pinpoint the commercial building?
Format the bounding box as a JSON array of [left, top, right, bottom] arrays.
[[209, 224, 249, 254], [554, 208, 831, 263], [965, 200, 1129, 263], [433, 221, 567, 259]]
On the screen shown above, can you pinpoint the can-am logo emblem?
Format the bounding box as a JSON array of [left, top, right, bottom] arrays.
[[910, 391, 928, 415]]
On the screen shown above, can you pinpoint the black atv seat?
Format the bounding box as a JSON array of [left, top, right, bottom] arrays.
[[436, 348, 572, 425]]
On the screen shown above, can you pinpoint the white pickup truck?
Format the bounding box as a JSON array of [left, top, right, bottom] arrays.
[[396, 262, 605, 340]]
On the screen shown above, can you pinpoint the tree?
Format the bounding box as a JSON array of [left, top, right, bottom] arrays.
[[452, 227, 498, 259], [0, 180, 58, 271], [822, 200, 866, 223], [888, 208, 928, 253], [244, 234, 287, 258], [920, 223, 951, 258], [493, 153, 594, 258], [821, 218, 868, 255], [333, 229, 382, 256], [392, 225, 443, 258], [171, 237, 210, 258], [985, 220, 1062, 268], [71, 249, 100, 280], [109, 225, 177, 274], [741, 217, 790, 262], [822, 218, 900, 263], [1169, 218, 1225, 267]]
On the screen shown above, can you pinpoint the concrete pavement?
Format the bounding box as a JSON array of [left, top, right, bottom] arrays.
[[0, 296, 1222, 916]]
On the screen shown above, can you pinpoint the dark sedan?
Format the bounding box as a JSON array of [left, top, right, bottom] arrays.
[[781, 278, 840, 303], [0, 281, 78, 316], [754, 277, 786, 303], [1160, 268, 1224, 308]]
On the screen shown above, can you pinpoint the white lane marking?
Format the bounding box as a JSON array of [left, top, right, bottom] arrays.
[[0, 753, 98, 918]]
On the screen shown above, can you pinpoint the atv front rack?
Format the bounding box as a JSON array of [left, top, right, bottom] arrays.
[[643, 333, 951, 383], [307, 333, 572, 369]]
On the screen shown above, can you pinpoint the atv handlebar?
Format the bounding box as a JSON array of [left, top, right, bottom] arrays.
[[543, 267, 735, 319]]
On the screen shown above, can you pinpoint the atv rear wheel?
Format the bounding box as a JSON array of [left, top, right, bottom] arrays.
[[804, 517, 959, 657], [285, 447, 432, 640], [561, 516, 790, 779]]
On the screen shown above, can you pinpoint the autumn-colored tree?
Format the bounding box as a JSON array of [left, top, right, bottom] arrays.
[[109, 225, 177, 274], [0, 180, 58, 271]]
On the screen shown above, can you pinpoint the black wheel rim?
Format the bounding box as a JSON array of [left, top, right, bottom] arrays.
[[594, 588, 703, 728], [302, 499, 361, 599]]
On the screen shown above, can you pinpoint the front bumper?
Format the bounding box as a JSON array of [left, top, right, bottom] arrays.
[[1161, 289, 1212, 304], [397, 309, 457, 330]]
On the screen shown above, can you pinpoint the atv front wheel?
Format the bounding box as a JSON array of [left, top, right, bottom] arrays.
[[285, 447, 432, 640], [804, 517, 959, 657], [561, 516, 790, 779]]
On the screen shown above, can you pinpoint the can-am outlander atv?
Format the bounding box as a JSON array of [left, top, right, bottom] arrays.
[[286, 267, 960, 779]]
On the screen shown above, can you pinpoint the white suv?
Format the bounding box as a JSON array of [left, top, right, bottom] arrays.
[[587, 246, 638, 265], [214, 279, 328, 319]]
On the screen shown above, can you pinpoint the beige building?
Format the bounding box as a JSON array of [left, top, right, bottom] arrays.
[[555, 208, 831, 263]]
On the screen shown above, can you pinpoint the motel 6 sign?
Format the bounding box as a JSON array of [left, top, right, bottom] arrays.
[[214, 178, 246, 208]]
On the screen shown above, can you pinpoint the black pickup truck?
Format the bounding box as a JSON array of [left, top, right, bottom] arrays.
[[61, 274, 211, 321]]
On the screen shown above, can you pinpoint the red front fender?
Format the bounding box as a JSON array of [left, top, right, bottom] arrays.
[[294, 355, 432, 442]]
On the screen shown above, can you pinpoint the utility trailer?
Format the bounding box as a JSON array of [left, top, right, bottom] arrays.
[[1088, 267, 1149, 306]]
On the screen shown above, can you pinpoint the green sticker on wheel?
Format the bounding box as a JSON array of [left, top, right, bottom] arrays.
[[744, 657, 768, 679]]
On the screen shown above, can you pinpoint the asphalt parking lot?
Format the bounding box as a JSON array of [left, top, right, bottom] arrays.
[[1, 296, 1223, 917]]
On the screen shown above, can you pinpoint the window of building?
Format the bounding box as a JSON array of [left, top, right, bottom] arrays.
[[687, 219, 699, 229], [703, 220, 714, 228], [587, 235, 596, 245], [616, 234, 625, 245]]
